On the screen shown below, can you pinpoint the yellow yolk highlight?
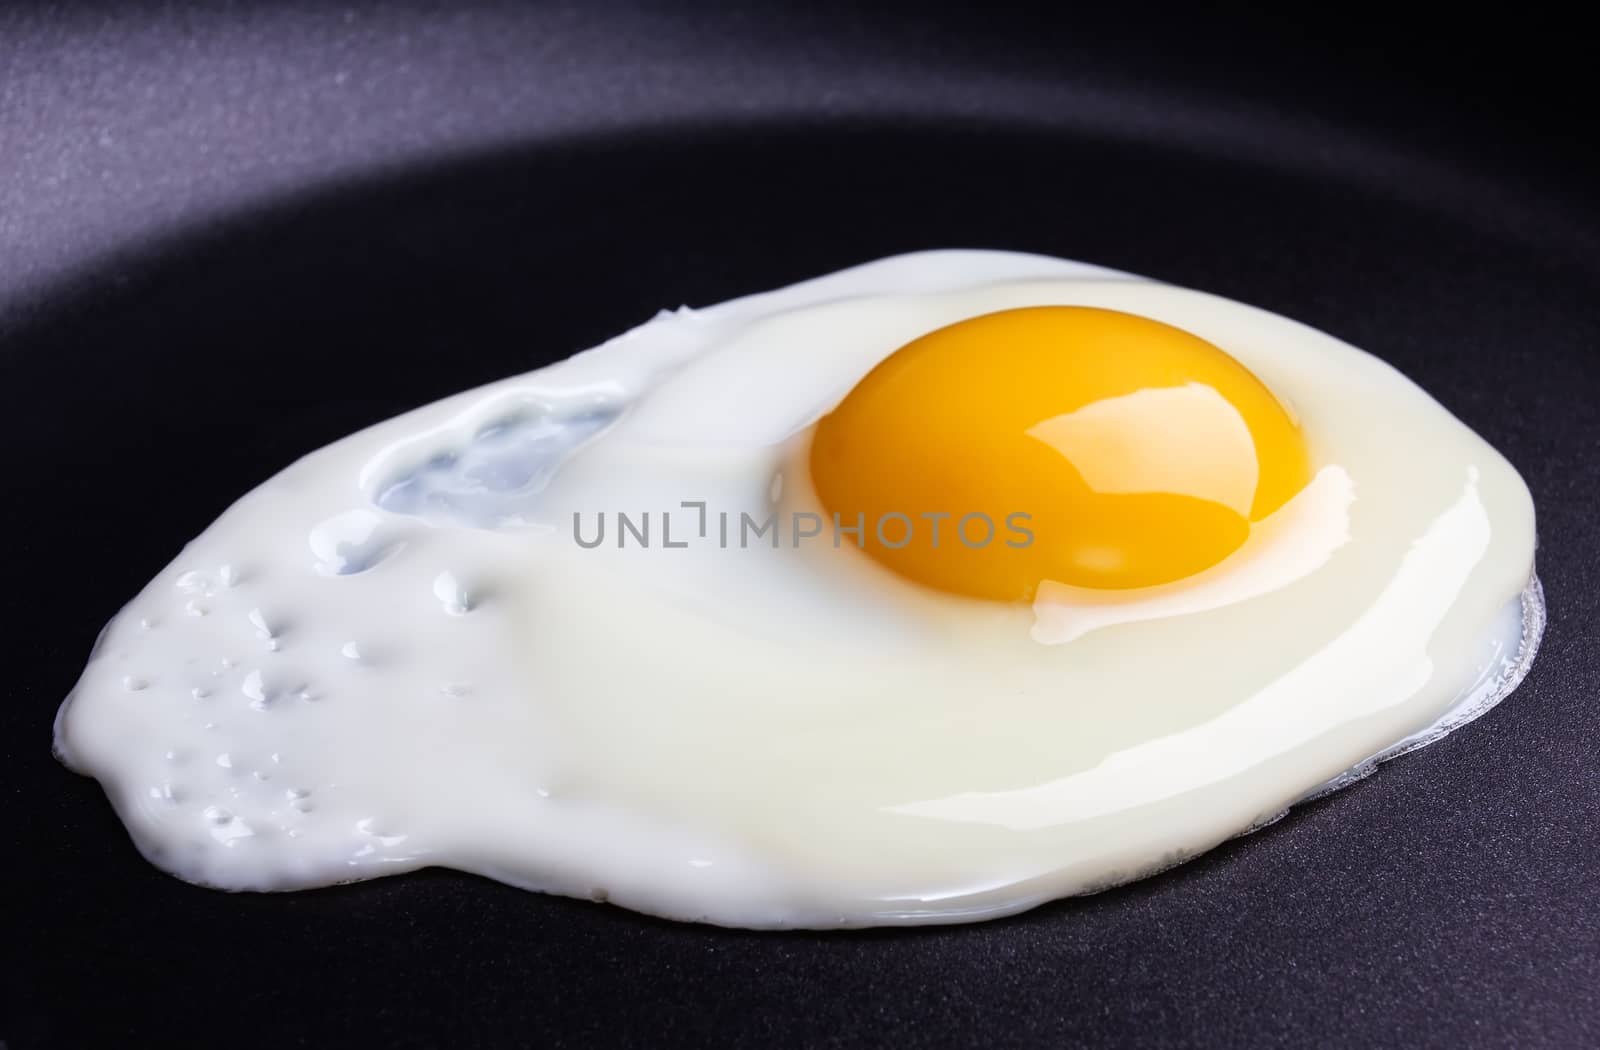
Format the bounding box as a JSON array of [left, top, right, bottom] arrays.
[[808, 306, 1312, 600]]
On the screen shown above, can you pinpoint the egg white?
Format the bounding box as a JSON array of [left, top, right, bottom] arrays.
[[55, 250, 1541, 927]]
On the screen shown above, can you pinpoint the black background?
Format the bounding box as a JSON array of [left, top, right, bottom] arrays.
[[2, 3, 1597, 1047]]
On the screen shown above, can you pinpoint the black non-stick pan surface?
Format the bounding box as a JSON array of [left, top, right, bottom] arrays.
[[3, 4, 1597, 1047]]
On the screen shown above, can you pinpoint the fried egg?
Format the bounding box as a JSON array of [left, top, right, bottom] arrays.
[[54, 250, 1542, 927]]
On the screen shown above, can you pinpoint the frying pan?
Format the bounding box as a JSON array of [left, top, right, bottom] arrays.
[[4, 3, 1597, 1047]]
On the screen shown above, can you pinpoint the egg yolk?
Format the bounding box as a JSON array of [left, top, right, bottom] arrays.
[[808, 306, 1311, 600]]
